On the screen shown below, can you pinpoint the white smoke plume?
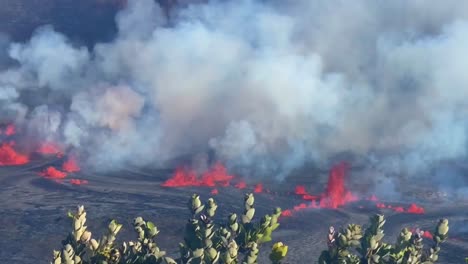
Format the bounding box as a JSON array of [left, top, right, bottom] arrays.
[[1, 0, 468, 190]]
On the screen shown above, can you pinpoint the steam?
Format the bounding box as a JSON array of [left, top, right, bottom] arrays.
[[1, 0, 468, 190]]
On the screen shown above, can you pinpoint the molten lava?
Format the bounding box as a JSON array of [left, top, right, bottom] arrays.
[[319, 162, 358, 208], [0, 142, 29, 166], [5, 124, 16, 136], [235, 181, 247, 189], [37, 142, 63, 156], [423, 231, 433, 239], [161, 167, 197, 187], [294, 185, 319, 200], [295, 185, 308, 195], [281, 209, 293, 217], [368, 194, 379, 201], [302, 194, 319, 200], [200, 163, 234, 187], [254, 183, 263, 193], [70, 179, 89, 185], [375, 202, 424, 214], [407, 203, 425, 214], [162, 163, 234, 187], [62, 156, 80, 173], [39, 166, 67, 179], [393, 206, 405, 213], [410, 229, 433, 239], [283, 163, 360, 217], [376, 203, 386, 208]]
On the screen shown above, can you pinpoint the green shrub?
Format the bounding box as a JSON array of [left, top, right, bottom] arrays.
[[318, 214, 449, 264], [51, 193, 288, 264]]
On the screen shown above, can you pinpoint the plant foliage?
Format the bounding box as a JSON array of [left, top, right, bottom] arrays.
[[318, 214, 449, 264], [51, 193, 288, 264]]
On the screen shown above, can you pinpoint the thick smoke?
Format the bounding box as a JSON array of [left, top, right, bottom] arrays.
[[1, 0, 468, 190]]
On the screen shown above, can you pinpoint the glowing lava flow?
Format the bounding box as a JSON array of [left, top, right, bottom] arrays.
[[62, 156, 80, 173], [422, 231, 433, 239], [282, 163, 358, 217], [294, 185, 319, 201], [295, 185, 307, 195], [39, 166, 67, 179], [293, 163, 357, 209], [37, 142, 63, 157], [0, 124, 29, 166], [161, 167, 197, 187], [162, 161, 425, 218], [0, 142, 29, 166], [282, 163, 427, 218], [235, 181, 247, 189], [406, 203, 425, 214], [254, 183, 263, 193], [70, 179, 89, 185], [4, 124, 15, 136], [200, 163, 234, 187], [320, 162, 358, 208], [162, 163, 234, 187], [375, 200, 425, 214], [0, 123, 88, 186], [410, 228, 433, 239]]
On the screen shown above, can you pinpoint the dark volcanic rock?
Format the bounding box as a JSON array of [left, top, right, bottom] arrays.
[[0, 157, 467, 263]]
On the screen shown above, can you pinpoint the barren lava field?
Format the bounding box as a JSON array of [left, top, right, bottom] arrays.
[[0, 126, 467, 263]]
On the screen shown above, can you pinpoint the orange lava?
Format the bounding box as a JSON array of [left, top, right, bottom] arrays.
[[422, 231, 433, 239], [5, 124, 16, 136], [375, 202, 424, 214], [295, 185, 308, 195], [200, 163, 234, 187], [62, 156, 80, 173], [293, 203, 308, 210], [294, 185, 319, 200], [254, 183, 263, 193], [281, 209, 293, 217], [410, 228, 433, 239], [0, 142, 29, 166], [283, 163, 359, 217], [39, 166, 67, 179], [407, 203, 425, 214], [319, 162, 358, 208], [162, 163, 234, 187], [70, 179, 89, 185], [302, 194, 319, 200], [161, 167, 197, 187], [376, 202, 386, 208], [235, 181, 247, 189], [37, 142, 63, 156], [368, 194, 379, 201]]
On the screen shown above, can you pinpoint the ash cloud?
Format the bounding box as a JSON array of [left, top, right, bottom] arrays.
[[1, 0, 468, 190]]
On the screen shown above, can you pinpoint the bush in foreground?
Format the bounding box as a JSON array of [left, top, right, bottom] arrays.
[[51, 193, 287, 264], [51, 192, 451, 264], [319, 214, 449, 264]]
